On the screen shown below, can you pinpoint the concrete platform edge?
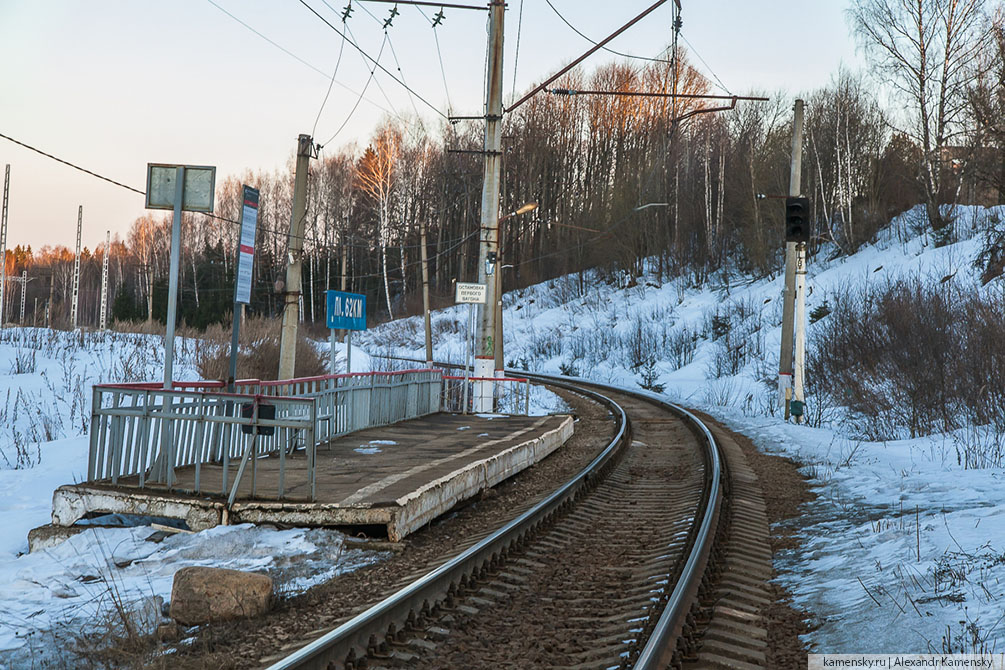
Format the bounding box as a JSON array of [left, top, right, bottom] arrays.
[[43, 415, 575, 547], [387, 415, 574, 540]]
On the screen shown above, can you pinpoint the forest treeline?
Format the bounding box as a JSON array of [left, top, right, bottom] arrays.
[[5, 1, 1004, 331]]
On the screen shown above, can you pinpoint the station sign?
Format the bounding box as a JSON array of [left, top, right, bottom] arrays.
[[145, 163, 216, 212], [235, 185, 258, 304], [326, 290, 367, 331], [455, 282, 487, 304]]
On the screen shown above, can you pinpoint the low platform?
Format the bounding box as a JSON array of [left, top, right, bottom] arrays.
[[49, 413, 573, 543]]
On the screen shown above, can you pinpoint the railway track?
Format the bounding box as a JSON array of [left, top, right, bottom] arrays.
[[264, 374, 766, 670]]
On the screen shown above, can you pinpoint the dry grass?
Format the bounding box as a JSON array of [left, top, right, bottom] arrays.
[[191, 317, 327, 381]]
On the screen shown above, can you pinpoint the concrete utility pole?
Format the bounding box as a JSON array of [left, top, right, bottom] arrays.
[[278, 134, 314, 380], [71, 206, 82, 330], [420, 218, 433, 366], [778, 99, 804, 417], [0, 165, 9, 328], [474, 0, 505, 412], [99, 230, 110, 330], [793, 235, 808, 421], [339, 239, 349, 351]]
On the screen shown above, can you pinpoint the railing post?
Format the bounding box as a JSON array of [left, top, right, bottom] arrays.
[[525, 379, 530, 416], [308, 399, 317, 500], [193, 394, 206, 493], [138, 390, 151, 488], [165, 392, 176, 488], [227, 398, 259, 507], [109, 391, 123, 484], [88, 386, 102, 481]]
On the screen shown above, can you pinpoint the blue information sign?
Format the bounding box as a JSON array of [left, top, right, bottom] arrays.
[[326, 290, 367, 331]]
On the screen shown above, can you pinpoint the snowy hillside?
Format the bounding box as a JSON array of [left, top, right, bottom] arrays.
[[364, 204, 1005, 654]]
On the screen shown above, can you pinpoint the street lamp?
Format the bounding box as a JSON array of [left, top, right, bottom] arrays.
[[506, 202, 539, 218]]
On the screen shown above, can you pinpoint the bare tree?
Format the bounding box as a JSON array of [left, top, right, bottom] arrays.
[[806, 70, 888, 250], [968, 11, 1005, 199], [127, 214, 161, 323], [849, 0, 994, 229], [356, 123, 402, 318]]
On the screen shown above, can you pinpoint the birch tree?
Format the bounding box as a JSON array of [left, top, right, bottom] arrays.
[[356, 123, 402, 319], [850, 0, 994, 229]]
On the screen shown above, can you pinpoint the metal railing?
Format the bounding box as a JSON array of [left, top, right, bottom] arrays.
[[87, 369, 443, 502], [258, 369, 443, 442], [88, 386, 315, 501], [442, 375, 530, 415]]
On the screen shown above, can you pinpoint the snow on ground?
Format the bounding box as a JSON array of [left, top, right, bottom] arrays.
[[0, 523, 377, 669], [362, 204, 1005, 653], [723, 415, 1005, 654]]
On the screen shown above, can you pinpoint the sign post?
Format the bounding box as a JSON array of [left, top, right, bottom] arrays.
[[226, 185, 259, 391], [326, 290, 367, 375], [455, 282, 487, 414], [145, 163, 216, 389]]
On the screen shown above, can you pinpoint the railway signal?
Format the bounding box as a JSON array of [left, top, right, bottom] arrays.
[[784, 196, 810, 243], [778, 99, 807, 421]]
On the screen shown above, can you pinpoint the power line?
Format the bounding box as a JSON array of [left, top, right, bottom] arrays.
[[507, 0, 672, 113], [0, 132, 145, 195], [346, 21, 402, 122], [316, 0, 410, 139], [0, 130, 320, 248], [298, 0, 449, 119], [414, 6, 455, 113], [0, 128, 486, 257], [510, 0, 525, 103], [386, 37, 422, 118], [320, 31, 391, 146], [543, 0, 671, 65], [679, 32, 732, 95], [311, 10, 349, 138], [347, 0, 424, 120], [205, 0, 393, 116]]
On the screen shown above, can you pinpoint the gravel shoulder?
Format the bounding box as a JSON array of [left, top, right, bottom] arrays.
[[694, 409, 816, 669]]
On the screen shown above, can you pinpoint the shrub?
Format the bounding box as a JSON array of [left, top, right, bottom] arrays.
[[665, 325, 698, 369], [808, 279, 1005, 443], [637, 359, 665, 394], [194, 317, 327, 381], [809, 300, 831, 323]]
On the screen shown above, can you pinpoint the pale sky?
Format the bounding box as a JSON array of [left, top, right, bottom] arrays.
[[0, 0, 863, 251]]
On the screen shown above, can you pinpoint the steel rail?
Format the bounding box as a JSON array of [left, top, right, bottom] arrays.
[[266, 367, 723, 670], [529, 374, 724, 670], [265, 381, 628, 670]]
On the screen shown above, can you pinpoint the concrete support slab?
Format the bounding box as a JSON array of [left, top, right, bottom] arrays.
[[41, 413, 573, 548]]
